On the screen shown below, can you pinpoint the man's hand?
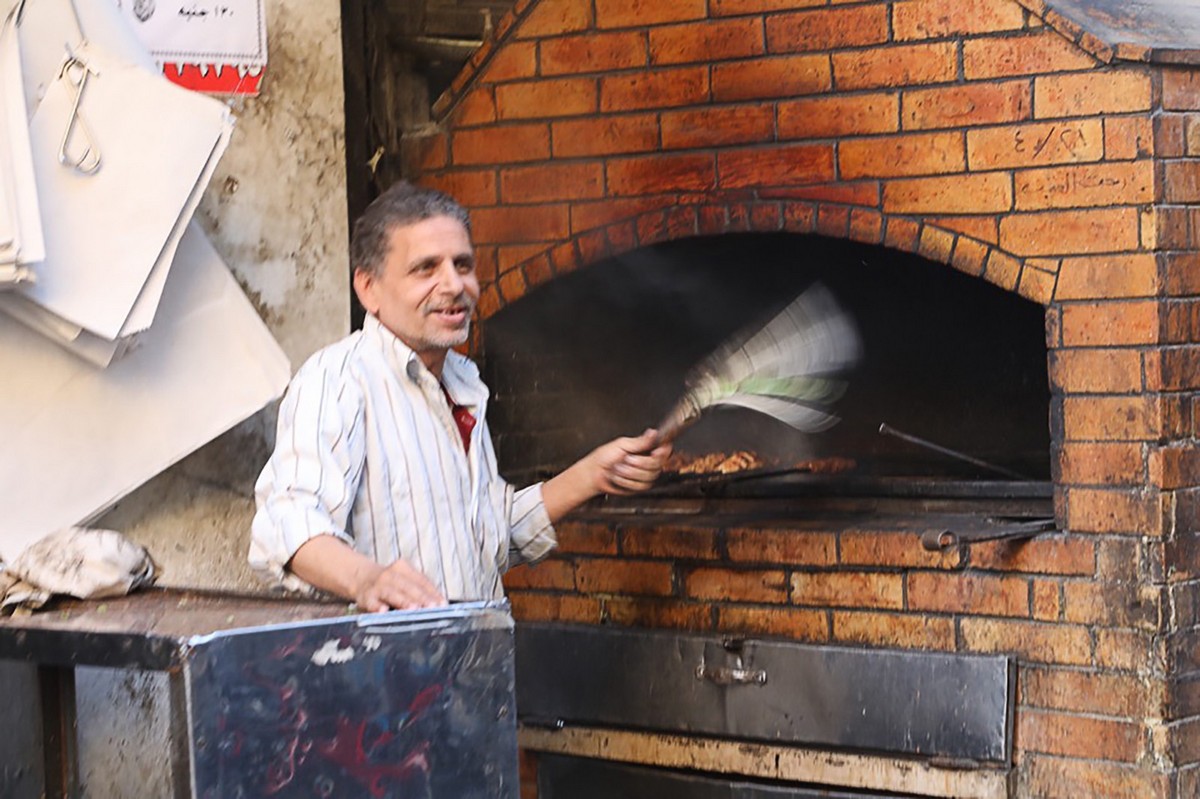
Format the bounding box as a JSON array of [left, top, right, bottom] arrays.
[[542, 429, 672, 522], [353, 559, 448, 612], [289, 534, 447, 612], [585, 428, 673, 495]]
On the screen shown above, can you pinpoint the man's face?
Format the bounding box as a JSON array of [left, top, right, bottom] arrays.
[[354, 215, 479, 361]]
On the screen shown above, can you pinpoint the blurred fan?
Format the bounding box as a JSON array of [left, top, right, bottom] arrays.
[[657, 283, 860, 442]]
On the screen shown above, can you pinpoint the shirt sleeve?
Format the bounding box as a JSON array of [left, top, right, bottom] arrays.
[[506, 481, 557, 566], [248, 356, 365, 588]]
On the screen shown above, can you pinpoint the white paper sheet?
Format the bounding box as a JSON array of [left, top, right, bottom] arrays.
[[17, 42, 233, 340], [0, 7, 44, 272], [0, 222, 291, 560]]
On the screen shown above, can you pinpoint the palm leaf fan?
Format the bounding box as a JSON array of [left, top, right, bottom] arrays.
[[657, 283, 860, 442]]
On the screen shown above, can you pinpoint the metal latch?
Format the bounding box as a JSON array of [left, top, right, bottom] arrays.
[[921, 517, 1056, 553], [695, 664, 768, 686]]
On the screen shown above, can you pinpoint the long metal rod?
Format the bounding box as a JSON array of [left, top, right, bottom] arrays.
[[878, 423, 1030, 480]]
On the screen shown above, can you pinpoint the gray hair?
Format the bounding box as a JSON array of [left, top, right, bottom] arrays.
[[350, 181, 471, 277]]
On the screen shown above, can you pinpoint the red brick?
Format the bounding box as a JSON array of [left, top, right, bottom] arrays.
[[950, 237, 990, 275], [509, 592, 601, 623], [496, 78, 597, 120], [554, 521, 618, 554], [778, 93, 899, 140], [500, 162, 605, 203], [540, 31, 647, 76], [1034, 71, 1152, 118], [571, 197, 669, 232], [1063, 396, 1160, 441], [909, 572, 1030, 617], [765, 5, 888, 53], [1032, 580, 1061, 620], [1020, 666, 1158, 717], [984, 249, 1021, 291], [832, 42, 957, 90], [1164, 69, 1200, 111], [1062, 580, 1159, 628], [968, 119, 1103, 170], [1057, 442, 1146, 485], [712, 54, 831, 102], [1018, 709, 1143, 762], [901, 81, 1031, 132], [884, 217, 921, 252], [1165, 161, 1200, 204], [482, 41, 537, 83], [621, 525, 718, 559], [605, 597, 712, 630], [453, 123, 550, 165], [471, 204, 569, 244], [848, 208, 883, 244], [1067, 487, 1160, 534], [883, 172, 1012, 214], [1018, 264, 1058, 304], [451, 88, 497, 127], [1014, 161, 1153, 211], [1023, 755, 1167, 799], [718, 144, 835, 189], [726, 528, 837, 566], [514, 0, 592, 38], [1096, 628, 1159, 672], [552, 114, 660, 158], [496, 267, 527, 303], [717, 605, 828, 640], [1060, 300, 1158, 347], [594, 0, 706, 29], [522, 254, 553, 288], [685, 567, 789, 603], [839, 131, 964, 179], [816, 205, 850, 238], [791, 572, 904, 609], [1049, 348, 1142, 393], [1055, 254, 1158, 301], [713, 0, 823, 14], [762, 182, 881, 206], [893, 0, 1024, 41], [831, 611, 955, 650], [1164, 253, 1200, 297], [575, 559, 674, 595], [961, 618, 1092, 664], [424, 169, 498, 206], [600, 66, 709, 112], [1157, 113, 1188, 158], [999, 208, 1140, 256], [497, 244, 547, 272], [1106, 116, 1154, 161], [503, 560, 576, 590], [917, 225, 955, 263], [650, 18, 764, 65], [661, 104, 774, 150], [608, 152, 716, 195], [931, 216, 998, 244], [963, 31, 1096, 80]]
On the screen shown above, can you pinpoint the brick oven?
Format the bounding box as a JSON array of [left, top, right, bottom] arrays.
[[403, 0, 1200, 796]]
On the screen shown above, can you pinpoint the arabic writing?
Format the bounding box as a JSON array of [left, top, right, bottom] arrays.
[[178, 3, 234, 21]]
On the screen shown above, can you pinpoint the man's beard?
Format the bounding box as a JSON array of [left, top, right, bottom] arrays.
[[418, 295, 475, 350]]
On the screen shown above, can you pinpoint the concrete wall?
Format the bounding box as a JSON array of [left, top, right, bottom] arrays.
[[94, 0, 350, 595]]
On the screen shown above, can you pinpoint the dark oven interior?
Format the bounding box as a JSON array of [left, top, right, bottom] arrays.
[[481, 232, 1052, 516]]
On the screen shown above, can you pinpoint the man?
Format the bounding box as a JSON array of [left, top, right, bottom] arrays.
[[250, 182, 671, 611]]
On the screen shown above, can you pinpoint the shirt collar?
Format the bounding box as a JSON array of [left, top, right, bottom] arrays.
[[365, 314, 488, 409]]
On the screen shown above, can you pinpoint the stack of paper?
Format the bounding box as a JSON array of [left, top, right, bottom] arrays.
[[0, 8, 42, 287], [0, 0, 293, 555]]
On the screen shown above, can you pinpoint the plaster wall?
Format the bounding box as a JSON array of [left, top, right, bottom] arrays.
[[94, 0, 350, 595]]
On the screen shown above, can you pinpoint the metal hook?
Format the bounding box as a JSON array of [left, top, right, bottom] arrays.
[[57, 46, 101, 175]]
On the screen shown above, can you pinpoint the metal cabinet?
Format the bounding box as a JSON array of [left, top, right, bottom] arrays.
[[0, 590, 520, 798]]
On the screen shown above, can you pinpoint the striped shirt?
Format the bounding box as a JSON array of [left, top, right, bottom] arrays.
[[248, 314, 556, 601]]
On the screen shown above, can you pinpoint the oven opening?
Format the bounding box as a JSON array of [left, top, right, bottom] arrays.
[[481, 232, 1051, 515]]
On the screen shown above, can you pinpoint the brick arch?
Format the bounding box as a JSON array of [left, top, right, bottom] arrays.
[[476, 197, 1056, 321]]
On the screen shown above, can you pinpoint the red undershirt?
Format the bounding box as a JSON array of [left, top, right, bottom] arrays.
[[441, 385, 476, 454]]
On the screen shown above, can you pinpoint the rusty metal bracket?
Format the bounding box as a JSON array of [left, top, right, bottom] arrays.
[[921, 518, 1056, 553]]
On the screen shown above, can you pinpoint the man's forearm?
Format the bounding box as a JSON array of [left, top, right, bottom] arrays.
[[540, 459, 600, 524], [288, 534, 384, 602]]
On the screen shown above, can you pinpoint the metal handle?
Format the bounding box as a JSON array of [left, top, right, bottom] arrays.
[[695, 664, 767, 686]]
